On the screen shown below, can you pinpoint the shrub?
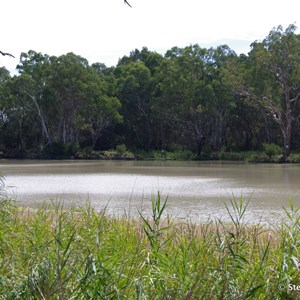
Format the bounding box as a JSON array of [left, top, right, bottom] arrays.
[[41, 142, 76, 159], [167, 150, 194, 160], [288, 153, 300, 163], [262, 143, 282, 158], [115, 144, 127, 156], [102, 148, 135, 160]]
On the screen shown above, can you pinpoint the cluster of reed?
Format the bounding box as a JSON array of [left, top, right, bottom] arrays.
[[0, 194, 300, 299]]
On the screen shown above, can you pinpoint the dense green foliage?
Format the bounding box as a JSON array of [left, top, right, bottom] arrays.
[[1, 25, 300, 160], [1, 195, 300, 299]]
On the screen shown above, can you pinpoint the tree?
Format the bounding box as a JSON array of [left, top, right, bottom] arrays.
[[151, 45, 206, 154], [80, 67, 122, 149], [0, 66, 43, 155], [237, 25, 300, 159], [0, 68, 12, 148], [48, 53, 90, 145], [45, 52, 122, 149], [16, 50, 53, 146], [200, 45, 237, 152], [152, 44, 237, 155], [115, 61, 153, 149], [9, 51, 123, 154]]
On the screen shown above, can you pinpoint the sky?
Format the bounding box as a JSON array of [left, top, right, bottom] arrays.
[[1, 0, 300, 74]]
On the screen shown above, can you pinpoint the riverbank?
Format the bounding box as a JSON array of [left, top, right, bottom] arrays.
[[74, 149, 300, 163], [3, 143, 300, 163], [0, 195, 299, 299]]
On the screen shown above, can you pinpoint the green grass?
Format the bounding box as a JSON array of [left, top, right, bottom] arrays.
[[0, 194, 300, 299]]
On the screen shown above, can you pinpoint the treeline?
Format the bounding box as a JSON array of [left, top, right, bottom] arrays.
[[1, 25, 300, 160]]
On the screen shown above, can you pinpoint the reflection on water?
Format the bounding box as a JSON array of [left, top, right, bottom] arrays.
[[1, 160, 300, 223]]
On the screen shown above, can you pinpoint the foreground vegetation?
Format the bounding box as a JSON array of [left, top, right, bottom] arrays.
[[1, 194, 300, 299]]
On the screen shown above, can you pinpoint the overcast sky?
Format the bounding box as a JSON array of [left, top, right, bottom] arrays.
[[1, 0, 300, 73]]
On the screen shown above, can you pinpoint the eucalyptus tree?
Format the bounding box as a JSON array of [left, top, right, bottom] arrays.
[[79, 66, 122, 149], [115, 60, 153, 149], [118, 47, 164, 75], [237, 25, 300, 159], [0, 66, 44, 155], [200, 45, 237, 151], [47, 53, 122, 149], [152, 44, 237, 155], [116, 48, 164, 150], [48, 53, 90, 145], [0, 67, 12, 149], [153, 45, 211, 154], [8, 51, 122, 154], [0, 67, 10, 116], [14, 50, 53, 147]]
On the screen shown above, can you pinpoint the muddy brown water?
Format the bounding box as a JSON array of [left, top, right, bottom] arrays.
[[1, 160, 300, 223]]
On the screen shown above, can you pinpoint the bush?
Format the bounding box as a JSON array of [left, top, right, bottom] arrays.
[[102, 147, 135, 160], [262, 143, 282, 158], [288, 153, 300, 163], [167, 150, 194, 160], [75, 148, 105, 159], [217, 151, 257, 161], [115, 144, 127, 156], [41, 142, 76, 159]]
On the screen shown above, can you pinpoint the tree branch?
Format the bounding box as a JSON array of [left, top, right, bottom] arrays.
[[0, 51, 15, 58], [124, 0, 132, 7]]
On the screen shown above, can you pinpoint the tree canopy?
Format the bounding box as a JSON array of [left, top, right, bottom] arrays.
[[1, 25, 300, 160]]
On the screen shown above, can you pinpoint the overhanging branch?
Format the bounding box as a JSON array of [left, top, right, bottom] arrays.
[[0, 51, 15, 58]]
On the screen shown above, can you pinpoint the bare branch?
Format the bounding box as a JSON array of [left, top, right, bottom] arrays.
[[290, 91, 300, 103], [124, 0, 132, 7], [0, 51, 15, 58]]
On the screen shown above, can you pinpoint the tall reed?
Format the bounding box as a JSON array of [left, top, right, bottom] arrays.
[[0, 195, 300, 299]]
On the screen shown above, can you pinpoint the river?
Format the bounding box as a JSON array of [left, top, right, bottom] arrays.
[[1, 160, 300, 223]]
